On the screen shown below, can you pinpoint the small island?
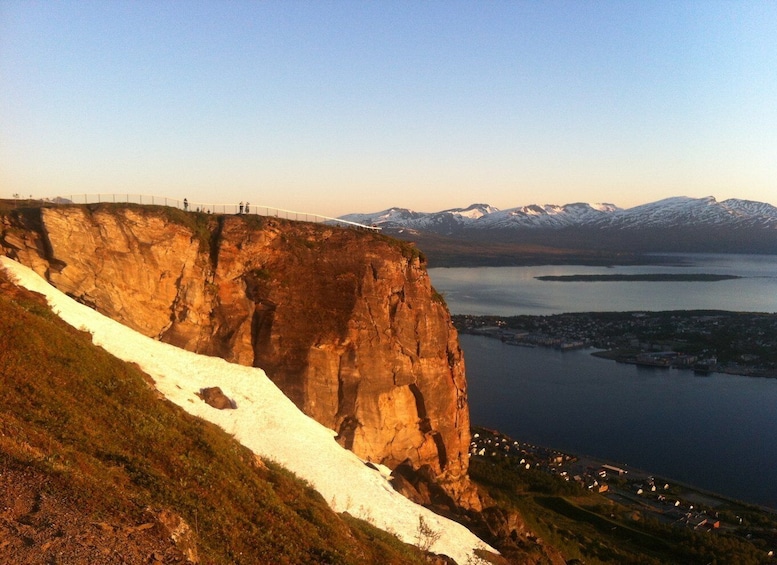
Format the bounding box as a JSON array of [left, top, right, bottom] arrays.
[[535, 273, 742, 282]]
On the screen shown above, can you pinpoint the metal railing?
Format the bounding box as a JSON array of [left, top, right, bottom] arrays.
[[37, 193, 379, 231]]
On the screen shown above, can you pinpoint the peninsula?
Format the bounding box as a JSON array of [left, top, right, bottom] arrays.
[[454, 310, 777, 378]]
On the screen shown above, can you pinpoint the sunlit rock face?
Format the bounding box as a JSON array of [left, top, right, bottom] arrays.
[[4, 207, 211, 341], [2, 204, 476, 506]]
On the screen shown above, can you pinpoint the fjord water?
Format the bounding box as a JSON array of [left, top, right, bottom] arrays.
[[428, 253, 777, 316], [461, 334, 777, 509], [427, 254, 777, 508]]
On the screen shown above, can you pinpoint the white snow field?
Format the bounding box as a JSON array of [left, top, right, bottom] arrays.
[[1, 256, 495, 564]]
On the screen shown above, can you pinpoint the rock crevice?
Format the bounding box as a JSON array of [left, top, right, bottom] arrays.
[[1, 204, 476, 505]]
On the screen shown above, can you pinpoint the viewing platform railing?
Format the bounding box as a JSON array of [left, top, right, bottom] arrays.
[[30, 193, 379, 231]]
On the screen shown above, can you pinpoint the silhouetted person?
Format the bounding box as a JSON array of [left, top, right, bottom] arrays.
[[245, 201, 250, 213], [239, 201, 244, 214], [183, 198, 188, 211]]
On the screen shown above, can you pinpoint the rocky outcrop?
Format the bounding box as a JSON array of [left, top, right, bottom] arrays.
[[1, 204, 476, 505], [198, 387, 236, 410], [0, 205, 212, 341]]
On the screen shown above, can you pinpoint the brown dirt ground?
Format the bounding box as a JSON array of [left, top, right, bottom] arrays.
[[0, 464, 190, 565]]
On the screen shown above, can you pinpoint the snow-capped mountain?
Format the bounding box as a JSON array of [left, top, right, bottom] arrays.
[[599, 196, 777, 230], [341, 196, 777, 256], [476, 201, 621, 230], [344, 203, 500, 232], [342, 196, 777, 233]]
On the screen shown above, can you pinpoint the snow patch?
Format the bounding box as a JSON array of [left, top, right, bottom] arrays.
[[1, 256, 495, 564]]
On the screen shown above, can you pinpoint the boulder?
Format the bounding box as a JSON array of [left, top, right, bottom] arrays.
[[198, 387, 234, 410]]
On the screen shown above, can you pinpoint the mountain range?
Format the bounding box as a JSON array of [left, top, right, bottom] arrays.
[[341, 196, 777, 264]]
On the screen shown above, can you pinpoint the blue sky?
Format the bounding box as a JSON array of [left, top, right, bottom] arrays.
[[2, 1, 776, 217]]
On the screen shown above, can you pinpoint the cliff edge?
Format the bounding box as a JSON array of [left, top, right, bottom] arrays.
[[2, 204, 477, 506]]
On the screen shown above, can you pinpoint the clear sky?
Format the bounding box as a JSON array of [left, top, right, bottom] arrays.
[[2, 1, 776, 217]]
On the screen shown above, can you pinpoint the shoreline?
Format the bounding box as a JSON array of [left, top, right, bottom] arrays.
[[460, 330, 777, 514], [461, 328, 777, 379], [589, 348, 777, 379], [471, 426, 777, 515], [453, 310, 777, 380]]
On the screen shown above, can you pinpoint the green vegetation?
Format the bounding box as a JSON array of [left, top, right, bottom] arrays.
[[470, 456, 775, 564], [155, 204, 215, 253], [431, 288, 447, 307], [91, 202, 216, 253], [374, 233, 427, 264], [0, 196, 44, 216], [0, 273, 427, 564], [1, 201, 218, 253], [248, 267, 273, 280]]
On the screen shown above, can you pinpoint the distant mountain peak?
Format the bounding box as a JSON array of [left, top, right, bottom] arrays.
[[339, 196, 777, 254], [441, 203, 499, 219]]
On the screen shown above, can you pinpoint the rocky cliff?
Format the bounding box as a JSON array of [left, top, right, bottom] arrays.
[[1, 204, 476, 505]]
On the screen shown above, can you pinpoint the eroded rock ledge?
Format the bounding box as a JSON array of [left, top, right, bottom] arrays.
[[2, 204, 477, 506]]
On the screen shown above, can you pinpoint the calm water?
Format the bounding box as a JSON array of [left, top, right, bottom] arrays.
[[429, 253, 777, 315], [462, 334, 777, 509], [427, 254, 777, 508]]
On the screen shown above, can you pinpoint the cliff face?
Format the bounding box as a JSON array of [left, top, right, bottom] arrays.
[[1, 204, 475, 503]]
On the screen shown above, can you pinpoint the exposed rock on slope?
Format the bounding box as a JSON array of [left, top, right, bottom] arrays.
[[1, 204, 475, 505]]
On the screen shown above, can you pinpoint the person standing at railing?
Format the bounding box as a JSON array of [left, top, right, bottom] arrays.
[[239, 201, 244, 214], [245, 202, 250, 214], [183, 198, 188, 211]]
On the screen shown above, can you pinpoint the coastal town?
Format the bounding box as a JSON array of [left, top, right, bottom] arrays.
[[471, 426, 741, 528], [470, 426, 777, 560], [453, 311, 777, 378]]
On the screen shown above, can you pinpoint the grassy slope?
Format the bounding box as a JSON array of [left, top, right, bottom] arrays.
[[0, 271, 427, 565]]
